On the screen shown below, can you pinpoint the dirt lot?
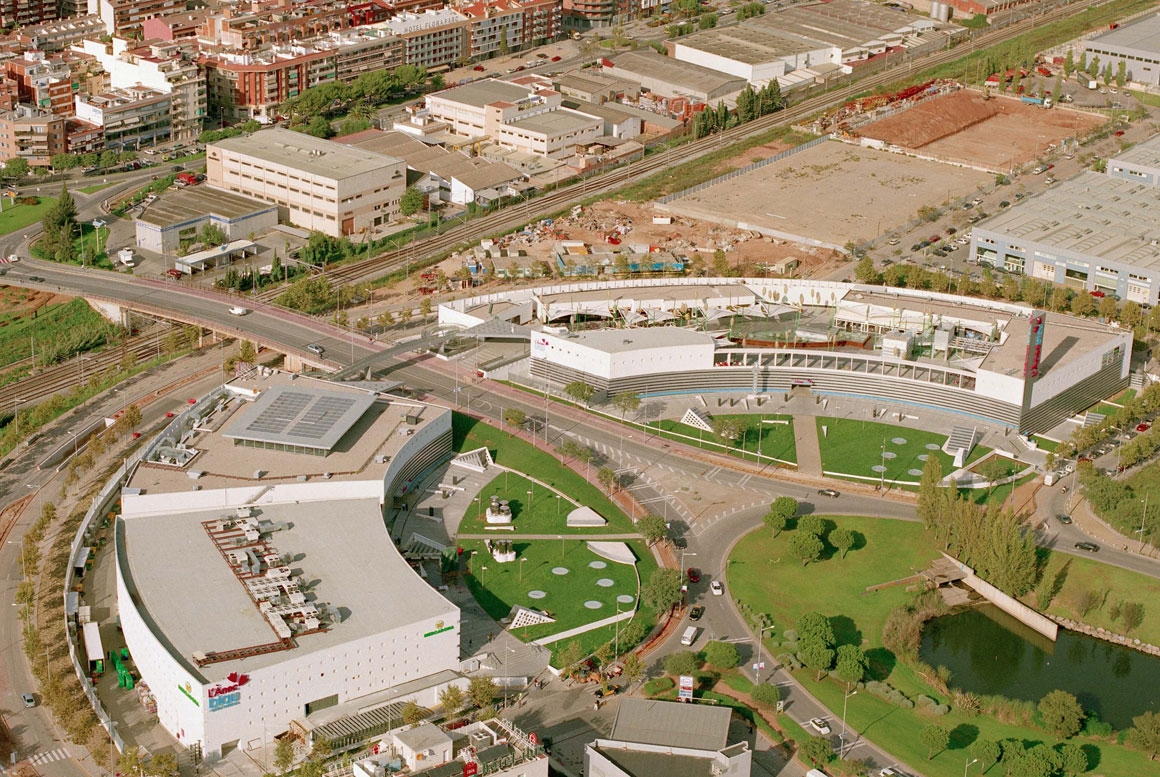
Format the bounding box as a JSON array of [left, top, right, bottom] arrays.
[[859, 90, 1105, 170], [660, 141, 992, 248]]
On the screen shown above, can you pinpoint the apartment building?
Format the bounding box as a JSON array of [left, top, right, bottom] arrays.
[[0, 0, 58, 30], [88, 0, 187, 35], [74, 86, 171, 150], [0, 105, 65, 165], [76, 38, 205, 142], [374, 9, 470, 70], [520, 0, 562, 46], [206, 127, 406, 236], [202, 29, 403, 123], [563, 0, 631, 29], [6, 52, 78, 118], [64, 118, 104, 154], [16, 14, 106, 51], [140, 10, 210, 41], [460, 0, 524, 59], [0, 77, 17, 111], [200, 0, 391, 50]]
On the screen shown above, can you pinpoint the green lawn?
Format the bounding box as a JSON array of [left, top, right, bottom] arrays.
[[729, 518, 1158, 777], [653, 414, 797, 464], [1033, 435, 1060, 452], [460, 472, 622, 535], [816, 417, 987, 484], [78, 182, 113, 194], [31, 222, 113, 269], [1032, 551, 1160, 648], [0, 196, 57, 236], [453, 413, 634, 532]]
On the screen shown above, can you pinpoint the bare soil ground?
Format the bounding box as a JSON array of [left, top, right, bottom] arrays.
[[663, 141, 991, 247], [860, 90, 1106, 169]]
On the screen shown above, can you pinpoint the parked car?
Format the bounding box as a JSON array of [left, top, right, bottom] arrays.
[[808, 718, 832, 735], [818, 488, 840, 498], [999, 200, 1010, 208], [1057, 513, 1073, 524], [5, 254, 18, 262], [1137, 422, 1151, 432], [672, 536, 688, 549], [689, 605, 704, 621], [686, 567, 701, 583], [473, 64, 486, 71], [888, 237, 900, 246], [1075, 542, 1100, 552], [711, 581, 724, 596], [166, 268, 184, 279], [551, 55, 562, 62], [22, 693, 36, 708], [1090, 290, 1106, 298], [28, 275, 45, 282]]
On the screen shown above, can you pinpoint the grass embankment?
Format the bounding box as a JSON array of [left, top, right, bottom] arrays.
[[728, 517, 1160, 777], [462, 471, 627, 535], [1031, 553, 1160, 648], [0, 296, 117, 375], [652, 414, 797, 464], [31, 222, 112, 269], [815, 417, 988, 483], [0, 196, 57, 236]]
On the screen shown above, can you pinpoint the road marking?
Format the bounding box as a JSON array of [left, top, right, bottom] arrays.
[[30, 748, 71, 766]]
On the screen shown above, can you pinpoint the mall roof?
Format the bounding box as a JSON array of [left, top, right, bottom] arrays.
[[603, 50, 746, 98], [974, 171, 1160, 270], [1086, 12, 1160, 56], [1110, 132, 1160, 174], [674, 24, 818, 64], [119, 497, 457, 683], [223, 384, 376, 452], [552, 326, 714, 354], [612, 698, 731, 751], [138, 187, 275, 228], [431, 78, 530, 108], [211, 127, 402, 180]]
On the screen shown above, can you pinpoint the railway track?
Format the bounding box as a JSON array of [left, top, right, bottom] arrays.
[[252, 0, 1100, 301], [4, 331, 170, 412]]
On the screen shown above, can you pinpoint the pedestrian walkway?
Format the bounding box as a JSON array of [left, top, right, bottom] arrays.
[[28, 748, 72, 766], [793, 417, 822, 477]]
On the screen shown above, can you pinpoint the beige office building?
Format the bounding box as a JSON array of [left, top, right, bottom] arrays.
[[206, 127, 405, 237]]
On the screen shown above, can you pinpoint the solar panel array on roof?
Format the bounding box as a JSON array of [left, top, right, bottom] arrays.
[[223, 385, 377, 453]]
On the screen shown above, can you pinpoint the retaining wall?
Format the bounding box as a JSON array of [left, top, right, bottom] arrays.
[[943, 553, 1059, 640]]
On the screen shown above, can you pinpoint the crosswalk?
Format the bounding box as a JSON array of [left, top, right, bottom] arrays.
[[28, 748, 72, 766]]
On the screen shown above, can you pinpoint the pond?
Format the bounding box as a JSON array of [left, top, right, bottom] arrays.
[[920, 604, 1160, 730]]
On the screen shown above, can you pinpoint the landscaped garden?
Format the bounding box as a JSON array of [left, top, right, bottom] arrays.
[[726, 515, 1160, 776], [0, 195, 57, 236], [816, 417, 988, 485], [460, 471, 622, 535], [652, 413, 797, 464]]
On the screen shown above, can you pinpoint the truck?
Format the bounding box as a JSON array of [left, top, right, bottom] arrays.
[[1021, 95, 1044, 106], [175, 171, 200, 186], [1078, 76, 1097, 89]]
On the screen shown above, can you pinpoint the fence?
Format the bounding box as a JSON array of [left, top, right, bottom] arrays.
[[655, 136, 831, 205]]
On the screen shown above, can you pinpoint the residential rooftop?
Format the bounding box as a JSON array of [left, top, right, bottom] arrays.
[[210, 127, 403, 180], [138, 187, 275, 228]]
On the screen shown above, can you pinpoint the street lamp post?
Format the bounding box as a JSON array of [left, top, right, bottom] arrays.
[[840, 687, 858, 758], [14, 396, 26, 437], [519, 556, 527, 583], [556, 494, 562, 521], [965, 758, 979, 777], [754, 623, 775, 682], [1140, 493, 1150, 553], [481, 565, 487, 586]]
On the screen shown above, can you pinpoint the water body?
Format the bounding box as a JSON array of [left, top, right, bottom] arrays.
[[919, 605, 1160, 730]]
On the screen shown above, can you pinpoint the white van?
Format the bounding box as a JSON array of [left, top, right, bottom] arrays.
[[806, 770, 830, 777], [680, 626, 700, 646]]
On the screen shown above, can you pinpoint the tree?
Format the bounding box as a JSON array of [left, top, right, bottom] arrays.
[[611, 391, 641, 420], [564, 380, 595, 406], [419, 297, 433, 320], [1060, 742, 1088, 775], [799, 636, 834, 679], [789, 531, 823, 566], [763, 509, 789, 538], [711, 415, 745, 445], [118, 747, 147, 777], [797, 514, 825, 537], [970, 738, 1001, 771], [622, 652, 645, 683], [597, 466, 618, 493], [703, 640, 741, 668], [920, 724, 950, 760], [831, 527, 855, 559], [467, 676, 497, 709], [273, 738, 295, 773], [400, 187, 425, 216], [439, 684, 464, 715], [503, 407, 526, 429], [5, 156, 28, 178], [765, 497, 797, 537], [1116, 60, 1127, 88], [402, 700, 427, 725], [145, 753, 178, 777], [303, 114, 335, 139], [1071, 291, 1095, 317], [200, 222, 227, 246], [854, 255, 878, 283], [665, 650, 700, 676], [751, 682, 781, 708], [834, 644, 866, 684], [800, 735, 833, 767], [556, 640, 584, 676], [698, 11, 717, 29], [1122, 601, 1145, 631], [636, 514, 668, 546], [1128, 711, 1160, 760], [797, 611, 835, 646], [1064, 49, 1074, 77], [50, 152, 77, 170], [1038, 689, 1085, 738], [643, 568, 682, 612]]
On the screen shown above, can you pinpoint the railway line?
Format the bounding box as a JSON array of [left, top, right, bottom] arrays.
[[253, 0, 1101, 301], [3, 331, 171, 413]]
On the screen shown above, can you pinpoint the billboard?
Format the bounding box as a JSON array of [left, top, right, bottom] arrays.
[[678, 674, 694, 701], [1023, 310, 1046, 379]]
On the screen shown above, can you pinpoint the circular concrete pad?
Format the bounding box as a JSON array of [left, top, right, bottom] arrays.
[[892, 437, 907, 445], [882, 451, 897, 460], [872, 465, 888, 473], [908, 469, 924, 476], [528, 590, 547, 599], [552, 567, 569, 575], [596, 578, 615, 587], [584, 600, 603, 609], [917, 454, 929, 462], [617, 594, 635, 604], [589, 560, 607, 569], [926, 443, 941, 450]]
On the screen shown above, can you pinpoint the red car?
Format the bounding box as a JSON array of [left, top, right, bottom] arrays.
[[473, 65, 485, 71], [929, 235, 941, 242], [551, 55, 562, 62], [1090, 290, 1105, 298], [1114, 130, 1125, 137], [686, 567, 701, 583], [166, 268, 184, 279], [1138, 423, 1151, 432]]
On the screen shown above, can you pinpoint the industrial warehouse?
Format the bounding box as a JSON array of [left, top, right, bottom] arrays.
[[111, 373, 461, 760], [439, 278, 1130, 434]]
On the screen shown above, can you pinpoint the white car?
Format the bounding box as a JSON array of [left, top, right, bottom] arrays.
[[808, 717, 831, 735], [6, 254, 18, 262], [879, 769, 899, 777], [228, 306, 249, 316], [710, 581, 724, 596]]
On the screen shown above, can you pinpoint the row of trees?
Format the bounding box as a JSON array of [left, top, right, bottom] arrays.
[[692, 81, 784, 139], [1067, 50, 1129, 88], [3, 149, 140, 178], [917, 456, 1039, 596], [40, 184, 79, 264], [278, 64, 432, 127]]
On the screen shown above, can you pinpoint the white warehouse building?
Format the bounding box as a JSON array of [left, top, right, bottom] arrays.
[[114, 377, 460, 761]]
